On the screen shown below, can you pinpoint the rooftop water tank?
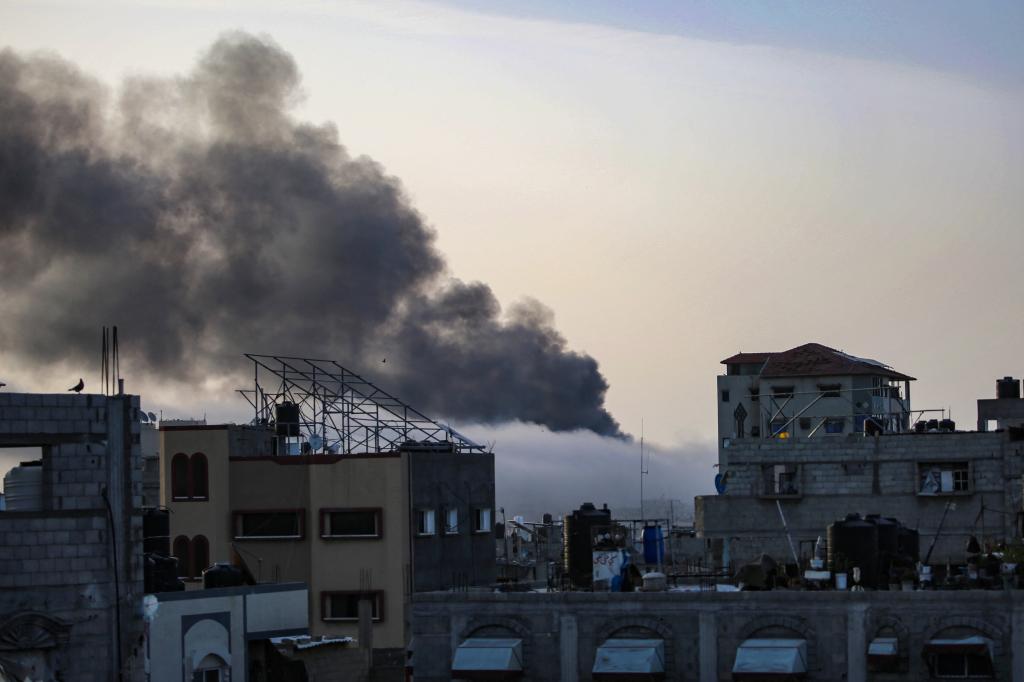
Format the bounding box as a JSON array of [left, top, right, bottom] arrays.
[[3, 462, 42, 512], [143, 508, 170, 556], [828, 514, 880, 588], [275, 401, 301, 437], [997, 377, 1021, 400]]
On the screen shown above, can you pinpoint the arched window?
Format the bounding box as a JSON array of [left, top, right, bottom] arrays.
[[172, 535, 191, 578], [192, 535, 209, 578], [171, 453, 189, 499], [190, 453, 209, 500]]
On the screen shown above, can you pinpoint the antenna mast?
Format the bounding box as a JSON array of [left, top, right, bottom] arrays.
[[640, 418, 648, 524]]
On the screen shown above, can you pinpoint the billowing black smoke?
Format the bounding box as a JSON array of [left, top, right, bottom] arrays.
[[0, 32, 623, 437]]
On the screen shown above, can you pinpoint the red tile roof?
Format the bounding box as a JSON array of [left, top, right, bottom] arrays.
[[722, 343, 914, 381]]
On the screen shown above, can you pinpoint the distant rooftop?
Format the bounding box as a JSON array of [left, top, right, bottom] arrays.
[[722, 343, 915, 381]]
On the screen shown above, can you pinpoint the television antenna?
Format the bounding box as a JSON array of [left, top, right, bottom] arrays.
[[639, 418, 649, 525]]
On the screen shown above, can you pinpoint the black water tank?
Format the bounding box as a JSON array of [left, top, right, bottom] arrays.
[[143, 508, 170, 556], [203, 562, 244, 589], [914, 421, 927, 433], [898, 526, 920, 563], [828, 514, 880, 588], [563, 502, 611, 588], [275, 401, 301, 437], [864, 418, 883, 436], [145, 553, 184, 593], [997, 377, 1021, 400], [543, 513, 553, 525], [926, 419, 940, 431], [939, 419, 956, 432]]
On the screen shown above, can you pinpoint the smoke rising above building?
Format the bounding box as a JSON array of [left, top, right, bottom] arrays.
[[0, 32, 623, 437]]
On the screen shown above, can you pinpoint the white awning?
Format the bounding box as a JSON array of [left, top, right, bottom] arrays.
[[923, 636, 993, 657], [452, 638, 523, 676], [733, 639, 807, 676], [593, 639, 665, 675], [868, 637, 898, 658]]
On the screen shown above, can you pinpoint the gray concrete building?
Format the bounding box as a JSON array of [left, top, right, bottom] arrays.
[[410, 590, 1024, 681], [699, 344, 1024, 567], [0, 391, 145, 682]]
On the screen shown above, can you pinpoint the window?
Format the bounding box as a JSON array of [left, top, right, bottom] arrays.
[[931, 653, 994, 678], [770, 419, 790, 439], [771, 386, 794, 399], [919, 463, 970, 495], [799, 417, 812, 430], [173, 535, 209, 579], [192, 535, 209, 577], [173, 535, 191, 578], [234, 510, 304, 539], [191, 453, 208, 499], [818, 383, 842, 398], [749, 387, 759, 402], [733, 403, 747, 438], [171, 454, 189, 499], [473, 507, 492, 533], [416, 509, 436, 536], [762, 464, 799, 497], [171, 451, 208, 501], [445, 508, 459, 535], [320, 509, 381, 539], [825, 418, 845, 434], [321, 591, 382, 621], [721, 390, 730, 403]]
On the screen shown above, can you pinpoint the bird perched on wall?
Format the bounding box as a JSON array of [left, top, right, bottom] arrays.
[[0, 381, 6, 389], [68, 378, 84, 393]]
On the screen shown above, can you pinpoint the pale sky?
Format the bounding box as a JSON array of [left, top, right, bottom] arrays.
[[2, 1, 1023, 510]]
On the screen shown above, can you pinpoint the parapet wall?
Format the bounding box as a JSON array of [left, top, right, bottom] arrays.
[[411, 589, 1024, 682]]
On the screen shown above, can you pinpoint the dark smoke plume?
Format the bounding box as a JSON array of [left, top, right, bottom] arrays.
[[0, 33, 623, 437]]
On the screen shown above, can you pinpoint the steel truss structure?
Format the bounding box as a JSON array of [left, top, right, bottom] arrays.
[[237, 354, 485, 454]]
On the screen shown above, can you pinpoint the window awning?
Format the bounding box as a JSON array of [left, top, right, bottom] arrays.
[[593, 639, 665, 678], [923, 636, 993, 657], [733, 639, 807, 678], [452, 638, 523, 680], [868, 637, 898, 658]]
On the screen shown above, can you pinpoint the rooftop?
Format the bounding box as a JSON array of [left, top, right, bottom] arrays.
[[722, 343, 915, 381]]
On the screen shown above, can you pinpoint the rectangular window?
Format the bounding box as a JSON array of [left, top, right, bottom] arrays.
[[416, 509, 436, 536], [772, 386, 794, 399], [749, 387, 759, 402], [721, 390, 730, 403], [919, 463, 970, 495], [234, 510, 304, 540], [320, 509, 381, 539], [818, 383, 842, 398], [762, 464, 799, 497], [770, 419, 790, 439], [473, 507, 492, 533], [825, 418, 845, 434], [321, 591, 383, 622], [444, 508, 459, 535], [799, 417, 812, 430], [931, 652, 994, 678]]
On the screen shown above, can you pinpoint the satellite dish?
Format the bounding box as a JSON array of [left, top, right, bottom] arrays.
[[147, 411, 157, 423], [308, 434, 324, 452], [139, 412, 149, 423]]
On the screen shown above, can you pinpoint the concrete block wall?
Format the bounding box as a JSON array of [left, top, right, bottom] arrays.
[[0, 392, 144, 682], [411, 590, 1024, 682], [697, 431, 1023, 566]]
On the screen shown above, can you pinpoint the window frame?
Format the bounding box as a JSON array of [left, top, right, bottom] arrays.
[[444, 507, 459, 535], [173, 534, 192, 579], [918, 462, 972, 497], [320, 590, 385, 622], [415, 508, 436, 536], [171, 453, 190, 500], [473, 507, 493, 534], [191, 534, 209, 578], [189, 452, 209, 500], [760, 463, 802, 499], [319, 508, 383, 540], [232, 509, 306, 541]]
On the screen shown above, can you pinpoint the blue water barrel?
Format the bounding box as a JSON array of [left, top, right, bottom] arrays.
[[642, 526, 664, 564]]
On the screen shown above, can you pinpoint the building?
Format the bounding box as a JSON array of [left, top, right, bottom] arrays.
[[409, 589, 1024, 681], [145, 581, 309, 682], [699, 343, 1024, 567], [160, 423, 496, 653], [0, 391, 145, 682]]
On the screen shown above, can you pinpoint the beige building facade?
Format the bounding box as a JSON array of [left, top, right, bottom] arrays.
[[160, 423, 495, 650]]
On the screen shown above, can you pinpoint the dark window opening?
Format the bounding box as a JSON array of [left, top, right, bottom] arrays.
[[825, 418, 845, 434], [322, 509, 381, 538], [190, 453, 208, 499], [762, 464, 799, 496], [173, 535, 191, 578], [721, 390, 730, 403], [171, 453, 189, 499], [772, 386, 794, 399], [749, 387, 759, 402], [192, 535, 209, 577], [322, 591, 382, 621], [818, 383, 842, 398], [235, 511, 303, 539], [473, 508, 493, 533]]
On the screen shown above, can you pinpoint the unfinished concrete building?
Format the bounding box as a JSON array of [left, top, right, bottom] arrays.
[[698, 343, 1024, 567], [0, 391, 144, 682]]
